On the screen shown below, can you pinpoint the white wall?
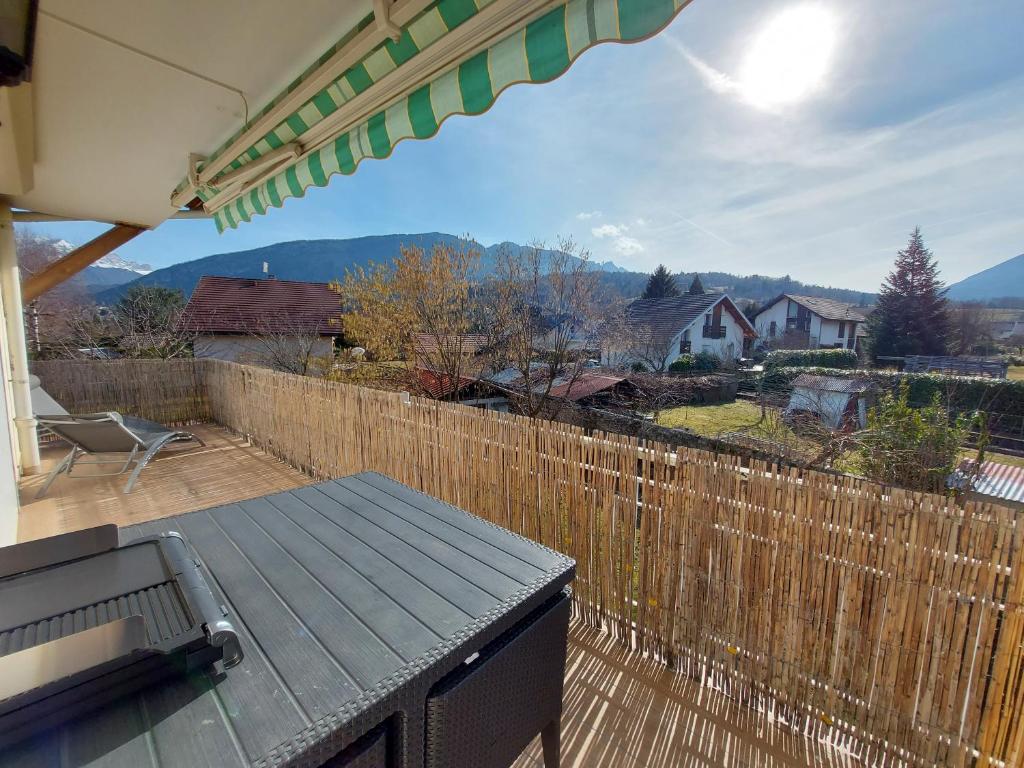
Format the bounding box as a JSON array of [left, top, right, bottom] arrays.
[[194, 334, 334, 364], [787, 387, 851, 430], [0, 286, 19, 545], [753, 301, 790, 343], [816, 319, 859, 348], [691, 306, 746, 363]]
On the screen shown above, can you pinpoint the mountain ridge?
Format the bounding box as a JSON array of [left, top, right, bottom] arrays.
[[97, 233, 875, 307], [947, 253, 1024, 301]]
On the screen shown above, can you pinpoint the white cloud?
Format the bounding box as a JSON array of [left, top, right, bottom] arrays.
[[633, 217, 648, 226], [576, 210, 602, 220], [592, 223, 627, 238], [613, 236, 644, 256]]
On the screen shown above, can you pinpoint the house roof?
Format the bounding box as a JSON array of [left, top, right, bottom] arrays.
[[626, 293, 757, 338], [178, 276, 343, 335], [414, 367, 479, 400], [547, 373, 626, 401], [791, 374, 872, 394], [758, 294, 868, 323], [413, 334, 491, 359]]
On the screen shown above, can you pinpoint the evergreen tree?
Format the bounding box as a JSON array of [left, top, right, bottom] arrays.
[[688, 274, 705, 295], [641, 265, 680, 299], [867, 228, 950, 359]]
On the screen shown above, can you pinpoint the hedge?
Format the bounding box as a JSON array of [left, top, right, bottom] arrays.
[[762, 366, 1024, 418], [764, 348, 859, 369]]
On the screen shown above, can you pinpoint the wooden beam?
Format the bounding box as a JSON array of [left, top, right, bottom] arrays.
[[21, 224, 146, 301]]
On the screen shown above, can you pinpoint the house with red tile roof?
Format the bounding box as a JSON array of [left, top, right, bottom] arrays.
[[178, 276, 343, 367]]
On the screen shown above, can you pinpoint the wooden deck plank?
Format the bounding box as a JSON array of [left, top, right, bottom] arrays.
[[17, 425, 311, 542]]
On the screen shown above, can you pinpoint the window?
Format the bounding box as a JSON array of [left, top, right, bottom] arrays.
[[838, 321, 846, 338], [769, 320, 777, 337]]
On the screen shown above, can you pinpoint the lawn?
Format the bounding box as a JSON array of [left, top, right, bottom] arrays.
[[656, 399, 764, 434], [961, 448, 1024, 470], [1009, 366, 1024, 381]]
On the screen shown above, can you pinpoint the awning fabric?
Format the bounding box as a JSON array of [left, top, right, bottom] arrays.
[[191, 0, 689, 232]]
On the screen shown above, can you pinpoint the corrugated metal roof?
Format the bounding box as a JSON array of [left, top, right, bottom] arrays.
[[178, 276, 343, 335], [791, 373, 872, 393], [967, 460, 1024, 504]]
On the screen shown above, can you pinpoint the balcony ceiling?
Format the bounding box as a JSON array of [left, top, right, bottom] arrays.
[[4, 0, 373, 226]]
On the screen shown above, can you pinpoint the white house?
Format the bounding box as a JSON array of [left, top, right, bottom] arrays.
[[753, 294, 867, 351], [605, 293, 757, 371]]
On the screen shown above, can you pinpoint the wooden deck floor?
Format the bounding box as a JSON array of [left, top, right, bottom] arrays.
[[17, 424, 311, 542], [16, 425, 846, 767]]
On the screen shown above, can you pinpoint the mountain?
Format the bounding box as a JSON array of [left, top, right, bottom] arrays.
[[93, 253, 153, 275], [97, 233, 625, 302], [98, 232, 872, 307], [947, 253, 1024, 302]]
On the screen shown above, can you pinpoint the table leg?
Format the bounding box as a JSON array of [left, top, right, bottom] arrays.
[[541, 717, 560, 768]]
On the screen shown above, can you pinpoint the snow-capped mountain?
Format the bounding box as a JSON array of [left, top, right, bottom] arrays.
[[94, 252, 153, 275]]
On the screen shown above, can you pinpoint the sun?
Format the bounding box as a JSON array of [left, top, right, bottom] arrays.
[[737, 4, 838, 110]]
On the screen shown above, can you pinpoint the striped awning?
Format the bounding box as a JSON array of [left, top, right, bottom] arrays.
[[175, 0, 690, 232]]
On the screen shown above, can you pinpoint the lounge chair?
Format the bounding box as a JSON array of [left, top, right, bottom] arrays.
[[35, 413, 205, 498]]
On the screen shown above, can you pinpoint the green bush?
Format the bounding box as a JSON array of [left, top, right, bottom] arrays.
[[764, 348, 858, 369], [631, 361, 648, 373], [762, 366, 1024, 418], [670, 352, 720, 373], [857, 382, 979, 494]]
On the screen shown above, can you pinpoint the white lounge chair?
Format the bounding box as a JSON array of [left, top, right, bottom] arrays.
[[35, 412, 204, 498]]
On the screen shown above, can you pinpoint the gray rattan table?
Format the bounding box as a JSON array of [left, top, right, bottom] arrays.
[[2, 472, 575, 768]]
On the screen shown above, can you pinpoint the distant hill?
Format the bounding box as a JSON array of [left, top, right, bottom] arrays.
[[97, 233, 624, 303], [947, 253, 1024, 302], [98, 232, 873, 307]]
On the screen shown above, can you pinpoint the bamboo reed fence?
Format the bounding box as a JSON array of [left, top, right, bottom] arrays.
[[31, 358, 1024, 766]]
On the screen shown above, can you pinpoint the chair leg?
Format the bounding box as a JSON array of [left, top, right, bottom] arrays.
[[541, 717, 560, 768], [35, 448, 77, 500], [123, 434, 176, 493]]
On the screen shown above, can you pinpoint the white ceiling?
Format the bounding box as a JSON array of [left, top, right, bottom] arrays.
[[5, 0, 372, 227]]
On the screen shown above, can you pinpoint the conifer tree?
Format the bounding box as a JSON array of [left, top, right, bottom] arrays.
[[688, 274, 705, 295], [641, 265, 680, 299], [867, 228, 950, 359]]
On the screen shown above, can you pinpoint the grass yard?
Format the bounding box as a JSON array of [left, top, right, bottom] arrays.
[[656, 399, 764, 434], [961, 448, 1024, 470], [1009, 366, 1024, 381]]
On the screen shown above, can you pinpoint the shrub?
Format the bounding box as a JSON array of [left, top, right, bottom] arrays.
[[671, 352, 720, 373], [764, 348, 859, 369], [631, 361, 648, 373], [857, 382, 980, 494]]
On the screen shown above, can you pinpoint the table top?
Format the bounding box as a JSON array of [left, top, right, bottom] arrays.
[[3, 472, 574, 768]]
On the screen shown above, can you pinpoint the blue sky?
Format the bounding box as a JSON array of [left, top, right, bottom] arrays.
[[21, 0, 1024, 291]]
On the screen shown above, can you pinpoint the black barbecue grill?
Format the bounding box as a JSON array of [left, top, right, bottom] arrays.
[[0, 524, 242, 748]]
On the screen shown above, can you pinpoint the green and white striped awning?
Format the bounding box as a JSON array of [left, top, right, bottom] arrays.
[[178, 0, 690, 232]]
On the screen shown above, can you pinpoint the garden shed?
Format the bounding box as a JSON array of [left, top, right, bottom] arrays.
[[786, 373, 872, 431]]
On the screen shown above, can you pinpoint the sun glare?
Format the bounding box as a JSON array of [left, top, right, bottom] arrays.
[[737, 4, 838, 110]]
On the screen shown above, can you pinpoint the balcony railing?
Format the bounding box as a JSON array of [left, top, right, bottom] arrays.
[[27, 357, 1024, 768], [701, 324, 726, 339]]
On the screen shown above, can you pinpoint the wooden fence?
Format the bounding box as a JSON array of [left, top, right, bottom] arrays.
[[32, 358, 1024, 766]]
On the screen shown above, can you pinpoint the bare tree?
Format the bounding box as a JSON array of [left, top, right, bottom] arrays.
[[950, 302, 995, 356], [483, 239, 600, 418], [238, 315, 336, 376]]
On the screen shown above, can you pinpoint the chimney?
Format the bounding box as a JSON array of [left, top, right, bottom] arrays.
[[262, 261, 275, 280]]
